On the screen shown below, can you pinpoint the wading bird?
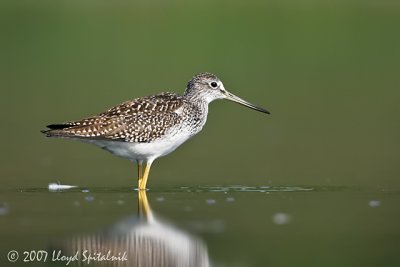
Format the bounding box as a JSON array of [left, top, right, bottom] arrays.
[[42, 73, 269, 189]]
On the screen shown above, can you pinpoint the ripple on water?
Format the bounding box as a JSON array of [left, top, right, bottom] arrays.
[[178, 185, 315, 193]]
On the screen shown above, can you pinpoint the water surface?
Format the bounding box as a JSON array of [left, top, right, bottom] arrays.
[[1, 185, 399, 266]]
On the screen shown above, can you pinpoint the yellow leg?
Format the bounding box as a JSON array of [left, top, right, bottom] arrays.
[[137, 160, 143, 189], [139, 161, 152, 190], [138, 190, 153, 219]]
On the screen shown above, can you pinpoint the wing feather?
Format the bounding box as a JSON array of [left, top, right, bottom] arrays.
[[42, 93, 185, 143]]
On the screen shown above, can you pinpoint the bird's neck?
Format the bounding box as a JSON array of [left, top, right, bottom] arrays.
[[183, 92, 209, 112], [183, 89, 214, 105]]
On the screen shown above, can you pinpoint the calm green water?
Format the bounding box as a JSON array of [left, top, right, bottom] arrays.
[[0, 186, 399, 267], [1, 0, 400, 266]]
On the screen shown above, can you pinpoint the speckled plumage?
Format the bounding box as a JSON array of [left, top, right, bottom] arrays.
[[43, 92, 199, 143], [42, 72, 269, 189]]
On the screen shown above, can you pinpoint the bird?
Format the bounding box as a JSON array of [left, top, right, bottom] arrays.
[[42, 72, 269, 190]]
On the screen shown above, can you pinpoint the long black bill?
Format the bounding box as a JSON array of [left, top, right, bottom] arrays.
[[224, 91, 270, 114]]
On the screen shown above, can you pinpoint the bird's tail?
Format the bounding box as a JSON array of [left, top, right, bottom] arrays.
[[41, 124, 76, 138]]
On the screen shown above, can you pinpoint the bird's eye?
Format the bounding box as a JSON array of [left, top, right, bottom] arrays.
[[210, 82, 218, 88]]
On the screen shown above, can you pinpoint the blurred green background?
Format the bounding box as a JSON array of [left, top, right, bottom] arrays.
[[0, 1, 400, 266], [1, 0, 399, 189], [0, 0, 399, 189]]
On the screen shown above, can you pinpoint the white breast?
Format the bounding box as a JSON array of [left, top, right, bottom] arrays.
[[87, 126, 196, 162]]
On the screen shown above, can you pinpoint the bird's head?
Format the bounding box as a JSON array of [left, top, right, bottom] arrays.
[[184, 72, 270, 114]]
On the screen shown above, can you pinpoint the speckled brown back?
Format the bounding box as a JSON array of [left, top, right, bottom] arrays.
[[42, 92, 186, 143]]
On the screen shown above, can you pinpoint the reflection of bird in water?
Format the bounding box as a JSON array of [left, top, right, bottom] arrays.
[[56, 191, 210, 267], [42, 73, 269, 189]]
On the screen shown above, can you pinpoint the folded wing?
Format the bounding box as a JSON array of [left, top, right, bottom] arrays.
[[42, 93, 185, 143]]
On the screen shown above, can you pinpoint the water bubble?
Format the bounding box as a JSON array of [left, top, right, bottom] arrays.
[[0, 203, 9, 215], [156, 196, 165, 202], [183, 206, 193, 212], [81, 188, 90, 193], [48, 183, 77, 191], [369, 200, 381, 208], [226, 197, 235, 202], [206, 199, 216, 205], [85, 195, 95, 202], [116, 200, 125, 205], [272, 213, 291, 225]]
